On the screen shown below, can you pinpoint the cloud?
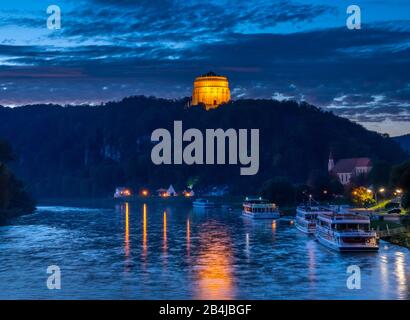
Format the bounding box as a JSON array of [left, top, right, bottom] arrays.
[[0, 0, 409, 135]]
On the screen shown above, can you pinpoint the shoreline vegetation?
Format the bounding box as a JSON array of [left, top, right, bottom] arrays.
[[0, 139, 36, 222], [37, 195, 410, 249]]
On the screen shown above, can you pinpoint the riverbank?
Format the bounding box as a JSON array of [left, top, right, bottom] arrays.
[[386, 232, 410, 249], [0, 207, 35, 223], [372, 219, 410, 249]]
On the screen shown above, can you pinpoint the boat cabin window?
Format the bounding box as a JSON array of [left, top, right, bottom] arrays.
[[305, 214, 316, 220], [332, 223, 369, 231]]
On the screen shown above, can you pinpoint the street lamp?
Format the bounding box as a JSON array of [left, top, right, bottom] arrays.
[[376, 187, 385, 203]]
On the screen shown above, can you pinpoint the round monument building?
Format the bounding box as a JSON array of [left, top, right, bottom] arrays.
[[191, 71, 230, 110]]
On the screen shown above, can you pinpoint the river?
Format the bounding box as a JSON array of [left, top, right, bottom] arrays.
[[0, 201, 408, 299]]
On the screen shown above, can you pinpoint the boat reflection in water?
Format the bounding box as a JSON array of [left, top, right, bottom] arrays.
[[194, 221, 235, 299], [395, 252, 408, 299]]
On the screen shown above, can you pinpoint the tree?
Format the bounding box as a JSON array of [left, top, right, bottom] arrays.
[[0, 139, 35, 217], [0, 139, 14, 163], [329, 178, 344, 195], [351, 186, 376, 207], [260, 177, 295, 206], [402, 191, 410, 209], [187, 176, 200, 189], [390, 161, 410, 190], [368, 160, 391, 188]]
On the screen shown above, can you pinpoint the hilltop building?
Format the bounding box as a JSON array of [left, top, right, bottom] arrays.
[[191, 71, 230, 110], [328, 153, 372, 185]]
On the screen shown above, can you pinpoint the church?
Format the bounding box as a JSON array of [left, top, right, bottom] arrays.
[[328, 153, 372, 185], [191, 71, 231, 110]]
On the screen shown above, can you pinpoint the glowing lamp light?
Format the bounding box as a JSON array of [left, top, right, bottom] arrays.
[[379, 188, 385, 193], [141, 189, 149, 197], [396, 189, 403, 194], [366, 189, 372, 194]]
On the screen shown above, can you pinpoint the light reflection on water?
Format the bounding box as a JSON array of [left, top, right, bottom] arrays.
[[194, 221, 234, 300], [0, 202, 409, 300]]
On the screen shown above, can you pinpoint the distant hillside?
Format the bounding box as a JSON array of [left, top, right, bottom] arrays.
[[394, 134, 410, 154], [0, 96, 407, 198]]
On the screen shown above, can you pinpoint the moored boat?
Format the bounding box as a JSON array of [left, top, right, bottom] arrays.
[[192, 198, 216, 209], [315, 213, 379, 252], [295, 206, 333, 234], [242, 197, 280, 219]]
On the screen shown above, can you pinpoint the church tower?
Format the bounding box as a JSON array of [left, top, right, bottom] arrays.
[[328, 152, 335, 172]]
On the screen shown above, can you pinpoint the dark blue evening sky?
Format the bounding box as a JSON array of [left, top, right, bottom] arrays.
[[0, 0, 409, 135]]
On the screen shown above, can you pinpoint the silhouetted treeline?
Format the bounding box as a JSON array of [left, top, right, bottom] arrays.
[[0, 139, 35, 219], [0, 96, 407, 198], [394, 134, 410, 154]]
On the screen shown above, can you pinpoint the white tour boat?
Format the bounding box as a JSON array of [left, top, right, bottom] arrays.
[[192, 198, 216, 209], [242, 198, 280, 219], [315, 213, 379, 252], [295, 206, 333, 234]]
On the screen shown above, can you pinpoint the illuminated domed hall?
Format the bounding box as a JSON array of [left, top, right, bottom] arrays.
[[191, 71, 231, 110]]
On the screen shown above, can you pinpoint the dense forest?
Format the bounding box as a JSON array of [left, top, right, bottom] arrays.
[[0, 139, 35, 219], [394, 134, 410, 154], [0, 96, 407, 199]]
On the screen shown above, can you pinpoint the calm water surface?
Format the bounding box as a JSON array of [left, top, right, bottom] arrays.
[[0, 202, 409, 299]]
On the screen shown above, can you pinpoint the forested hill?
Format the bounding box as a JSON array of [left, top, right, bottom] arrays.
[[0, 96, 407, 198], [394, 134, 410, 154]]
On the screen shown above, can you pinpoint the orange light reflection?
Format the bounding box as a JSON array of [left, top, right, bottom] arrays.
[[163, 211, 167, 251], [124, 202, 130, 258], [143, 203, 147, 258], [195, 222, 234, 299]]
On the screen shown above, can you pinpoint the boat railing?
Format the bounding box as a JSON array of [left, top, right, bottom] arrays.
[[336, 230, 377, 237], [320, 214, 369, 221], [244, 203, 276, 209]]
